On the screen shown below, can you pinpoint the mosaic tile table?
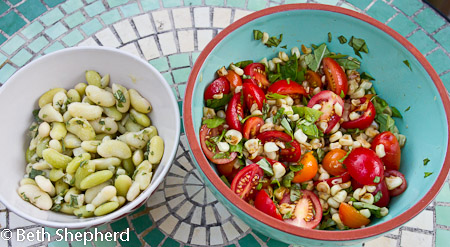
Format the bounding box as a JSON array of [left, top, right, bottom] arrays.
[[0, 0, 450, 246]]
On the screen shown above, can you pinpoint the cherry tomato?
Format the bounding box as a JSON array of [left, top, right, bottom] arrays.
[[341, 97, 376, 130], [242, 117, 264, 139], [322, 148, 348, 176], [267, 80, 307, 98], [243, 63, 270, 89], [343, 147, 384, 186], [314, 172, 351, 187], [225, 70, 242, 92], [251, 156, 287, 168], [351, 178, 390, 207], [204, 77, 230, 101], [307, 90, 344, 134], [371, 131, 401, 171], [257, 131, 302, 162], [322, 57, 348, 97], [217, 158, 239, 179], [339, 202, 370, 229], [199, 125, 237, 164], [292, 152, 318, 183], [384, 170, 407, 197], [230, 164, 264, 201], [254, 189, 283, 220], [226, 92, 244, 131], [285, 190, 322, 229], [305, 70, 322, 88], [243, 83, 265, 111]]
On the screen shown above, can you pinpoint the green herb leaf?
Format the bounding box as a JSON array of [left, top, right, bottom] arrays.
[[230, 142, 244, 158], [305, 43, 330, 72], [391, 106, 403, 118], [202, 116, 226, 129], [262, 103, 270, 120], [79, 160, 88, 167], [220, 175, 231, 187], [403, 60, 412, 71], [279, 54, 299, 81], [340, 90, 345, 98], [69, 194, 79, 208], [273, 107, 285, 123], [206, 93, 233, 109], [32, 109, 43, 123], [292, 106, 323, 122], [113, 90, 126, 108], [233, 60, 253, 69], [373, 176, 381, 183], [375, 113, 396, 132], [338, 147, 352, 163], [314, 148, 325, 163], [281, 118, 293, 138], [328, 32, 332, 42], [326, 54, 348, 59], [319, 217, 337, 230], [29, 168, 45, 179], [346, 128, 364, 134], [290, 184, 301, 202], [348, 36, 369, 58], [212, 152, 230, 160], [282, 210, 293, 219], [50, 204, 62, 212], [297, 121, 322, 139], [253, 30, 263, 40], [266, 34, 283, 48], [257, 158, 274, 176], [290, 163, 304, 172], [338, 35, 347, 44], [373, 191, 382, 203], [337, 57, 361, 70], [423, 158, 430, 166], [281, 45, 287, 49], [268, 73, 281, 83], [282, 171, 295, 188], [405, 106, 411, 112], [424, 172, 433, 178], [360, 72, 375, 81], [266, 93, 287, 100]]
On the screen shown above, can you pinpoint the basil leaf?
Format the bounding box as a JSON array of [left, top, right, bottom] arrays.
[[292, 106, 323, 122], [29, 168, 45, 179], [278, 54, 299, 81], [266, 93, 287, 100], [33, 109, 43, 123], [326, 54, 348, 59], [373, 176, 381, 183], [337, 57, 361, 70], [220, 175, 231, 187], [372, 96, 389, 114], [319, 218, 337, 230], [257, 158, 274, 176], [348, 36, 369, 58], [290, 184, 301, 202], [268, 73, 281, 83], [281, 118, 293, 138], [314, 148, 325, 163], [253, 30, 263, 40], [297, 121, 321, 139], [375, 113, 396, 132], [241, 114, 261, 124], [338, 147, 353, 163], [234, 60, 253, 69], [346, 128, 364, 134], [290, 163, 303, 172], [202, 117, 225, 129], [424, 172, 433, 178], [262, 103, 270, 120], [373, 191, 382, 203], [266, 34, 283, 48], [282, 171, 295, 188], [405, 106, 411, 112], [306, 43, 330, 72], [360, 72, 375, 81], [273, 107, 285, 123], [338, 35, 347, 44], [423, 158, 430, 166], [230, 142, 244, 158], [206, 93, 233, 109], [328, 32, 332, 42], [212, 152, 230, 159], [391, 106, 402, 118], [403, 60, 412, 71]]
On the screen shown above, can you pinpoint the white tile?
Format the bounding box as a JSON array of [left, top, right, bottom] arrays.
[[159, 215, 178, 235], [147, 190, 166, 207], [365, 236, 397, 247], [205, 205, 217, 225], [178, 155, 193, 170], [192, 188, 205, 204], [0, 238, 7, 247], [197, 29, 213, 51], [400, 230, 433, 247], [186, 185, 202, 198], [205, 187, 218, 204], [165, 185, 184, 197], [166, 176, 184, 185], [133, 14, 154, 37], [213, 8, 232, 28], [191, 207, 202, 224], [95, 28, 120, 48], [0, 212, 6, 229], [77, 37, 98, 46], [158, 32, 177, 55], [172, 8, 192, 28], [119, 43, 140, 58], [173, 222, 191, 243], [113, 20, 137, 43], [222, 221, 240, 242], [149, 204, 169, 222], [209, 226, 224, 245], [152, 10, 172, 32], [234, 9, 253, 22], [191, 227, 206, 245], [0, 202, 5, 210], [138, 36, 159, 60], [404, 210, 434, 231], [233, 216, 250, 232], [194, 7, 210, 27], [186, 173, 203, 185], [11, 227, 45, 247], [171, 163, 188, 177], [215, 202, 231, 221], [9, 212, 35, 229], [176, 201, 193, 219], [168, 195, 185, 209], [177, 30, 195, 52], [176, 146, 184, 156]]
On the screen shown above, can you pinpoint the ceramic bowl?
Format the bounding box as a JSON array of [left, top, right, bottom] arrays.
[[183, 4, 450, 245], [0, 46, 180, 229]]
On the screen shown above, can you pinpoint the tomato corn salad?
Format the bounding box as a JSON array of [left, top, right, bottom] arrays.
[[199, 42, 408, 230]]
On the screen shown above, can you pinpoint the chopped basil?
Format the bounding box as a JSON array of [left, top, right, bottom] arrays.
[[328, 32, 332, 42], [348, 36, 369, 58], [106, 127, 111, 131], [297, 120, 322, 139], [256, 182, 263, 190], [50, 204, 62, 212], [271, 178, 281, 188], [375, 113, 396, 132], [290, 163, 304, 172], [338, 35, 347, 44], [212, 152, 230, 160], [69, 194, 78, 208], [79, 160, 88, 167], [290, 184, 301, 202], [241, 114, 262, 124], [373, 176, 381, 183], [266, 93, 287, 100], [391, 106, 403, 118], [256, 158, 274, 176], [233, 60, 253, 69], [403, 60, 412, 71], [29, 168, 45, 179], [268, 73, 281, 83], [360, 72, 375, 81], [305, 43, 330, 72], [346, 128, 364, 135], [292, 106, 323, 123], [319, 217, 337, 230], [273, 107, 285, 123], [253, 29, 263, 40], [33, 109, 42, 123], [230, 142, 244, 158], [326, 53, 348, 59], [21, 192, 30, 202], [282, 171, 295, 188], [220, 175, 231, 187], [206, 93, 233, 109], [424, 172, 433, 178], [352, 202, 380, 211], [279, 54, 300, 81], [336, 57, 361, 70], [202, 116, 226, 128], [113, 90, 126, 107], [405, 106, 411, 112], [373, 191, 382, 203], [338, 147, 353, 163], [282, 211, 293, 219], [211, 129, 227, 144], [314, 148, 325, 163], [99, 120, 105, 125], [281, 45, 287, 49], [266, 34, 283, 48], [262, 103, 270, 120], [281, 118, 293, 138], [423, 158, 430, 166], [340, 90, 345, 98]]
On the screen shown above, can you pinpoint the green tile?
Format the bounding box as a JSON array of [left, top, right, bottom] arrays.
[[149, 57, 169, 72], [387, 13, 417, 37], [191, 52, 200, 63], [172, 68, 191, 83], [132, 214, 153, 234], [111, 217, 129, 232], [315, 0, 340, 5], [143, 228, 165, 246], [284, 0, 307, 3], [17, 0, 47, 21], [269, 2, 279, 7], [90, 224, 108, 232], [8, 0, 21, 5], [48, 241, 69, 247], [61, 0, 83, 14], [71, 239, 93, 247], [267, 238, 289, 246], [41, 8, 64, 26], [94, 237, 117, 247], [21, 22, 44, 39], [29, 36, 49, 53], [414, 8, 446, 34], [81, 18, 103, 36], [180, 118, 184, 133], [434, 26, 450, 52], [178, 84, 186, 98], [45, 227, 58, 236], [169, 54, 190, 68], [162, 72, 174, 85], [427, 49, 450, 75], [0, 1, 9, 14], [119, 230, 140, 247], [366, 0, 397, 23], [107, 0, 129, 8], [0, 53, 6, 64], [120, 3, 140, 18], [205, 0, 224, 6], [1, 35, 25, 55], [0, 11, 26, 36], [64, 11, 85, 28], [184, 0, 202, 5], [238, 233, 260, 247], [177, 100, 183, 115], [43, 0, 64, 8], [44, 42, 65, 54], [130, 205, 147, 215], [0, 33, 5, 46], [45, 22, 68, 39], [227, 0, 245, 8], [141, 0, 160, 11], [345, 0, 371, 10], [101, 9, 121, 25], [253, 231, 269, 242], [0, 64, 16, 84], [436, 183, 450, 203], [85, 1, 106, 17], [162, 237, 180, 247], [247, 0, 267, 11], [441, 72, 450, 92], [10, 49, 32, 67], [436, 205, 450, 226], [163, 0, 182, 8], [62, 30, 84, 47], [393, 0, 423, 16], [407, 30, 436, 55], [436, 229, 450, 247]]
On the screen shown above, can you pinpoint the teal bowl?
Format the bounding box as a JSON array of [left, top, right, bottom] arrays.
[[183, 4, 450, 245]]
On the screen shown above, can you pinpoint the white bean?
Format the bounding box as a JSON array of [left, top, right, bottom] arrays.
[[90, 157, 121, 170], [39, 104, 63, 122], [92, 186, 117, 207], [66, 118, 96, 141], [126, 181, 140, 201], [148, 136, 164, 164], [38, 122, 51, 138], [52, 91, 68, 112], [89, 117, 118, 135], [85, 182, 110, 204], [112, 84, 131, 113], [49, 140, 62, 153], [18, 184, 53, 210], [68, 102, 103, 120], [81, 140, 101, 153], [63, 133, 81, 149], [132, 149, 144, 166], [129, 89, 152, 113], [97, 140, 131, 159], [85, 85, 116, 107]]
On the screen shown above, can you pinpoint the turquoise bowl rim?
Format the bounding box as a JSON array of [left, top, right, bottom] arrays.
[[183, 3, 450, 242]]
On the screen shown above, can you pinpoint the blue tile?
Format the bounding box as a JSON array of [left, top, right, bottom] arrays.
[[0, 11, 27, 36], [81, 18, 103, 36], [393, 0, 423, 16], [17, 0, 47, 21], [387, 13, 417, 37], [1, 35, 25, 55], [120, 3, 140, 17], [45, 22, 68, 39], [0, 63, 16, 84], [101, 9, 121, 25], [40, 8, 64, 26], [366, 0, 397, 23], [107, 0, 130, 8], [21, 22, 44, 39], [407, 29, 437, 54], [434, 26, 450, 52], [0, 33, 6, 46], [414, 8, 446, 34], [62, 30, 84, 47], [61, 0, 83, 14], [85, 1, 106, 17], [29, 36, 49, 53], [10, 49, 32, 67], [0, 1, 9, 15], [43, 0, 65, 8], [44, 42, 65, 54]]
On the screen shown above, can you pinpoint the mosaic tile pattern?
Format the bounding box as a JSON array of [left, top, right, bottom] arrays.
[[0, 0, 449, 246]]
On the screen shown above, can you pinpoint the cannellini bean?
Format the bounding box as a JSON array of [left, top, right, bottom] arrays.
[[66, 153, 91, 174], [68, 102, 103, 120], [130, 109, 151, 127], [42, 148, 72, 169], [90, 157, 121, 170], [35, 175, 56, 197], [126, 181, 140, 201], [129, 89, 152, 113], [66, 118, 96, 141], [102, 106, 123, 121], [89, 117, 118, 135], [115, 175, 132, 197], [52, 91, 68, 112], [72, 147, 87, 157], [20, 178, 37, 186], [39, 104, 63, 122], [38, 122, 51, 138], [75, 83, 87, 97], [73, 205, 95, 218], [118, 127, 157, 149], [49, 140, 62, 153], [74, 158, 95, 189], [64, 187, 82, 203], [85, 85, 116, 107], [50, 122, 67, 140], [32, 160, 52, 170], [101, 74, 110, 88], [38, 88, 67, 108], [112, 84, 131, 113], [132, 149, 144, 166], [97, 140, 131, 159], [81, 140, 101, 153], [67, 89, 81, 103], [91, 186, 117, 207], [85, 70, 102, 87], [49, 168, 65, 182], [80, 170, 114, 190], [63, 111, 72, 123], [18, 184, 53, 210], [85, 182, 110, 204], [135, 169, 152, 190], [94, 201, 119, 216]]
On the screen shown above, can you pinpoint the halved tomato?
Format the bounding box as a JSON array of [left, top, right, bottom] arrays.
[[343, 147, 384, 186], [292, 152, 318, 183], [230, 164, 264, 201], [371, 131, 401, 171], [204, 77, 230, 100], [254, 189, 283, 220], [217, 158, 240, 180], [257, 131, 302, 162], [322, 148, 348, 176], [243, 117, 264, 139], [267, 80, 307, 98], [225, 70, 242, 92], [341, 97, 376, 130], [251, 156, 287, 168], [384, 170, 407, 197], [339, 202, 370, 229], [226, 92, 244, 131], [243, 63, 270, 89], [322, 57, 348, 97], [243, 83, 265, 111], [305, 70, 322, 88], [199, 125, 237, 164], [307, 90, 345, 134], [284, 190, 322, 229]]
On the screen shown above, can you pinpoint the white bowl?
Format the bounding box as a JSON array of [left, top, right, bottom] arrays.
[[0, 47, 180, 228]]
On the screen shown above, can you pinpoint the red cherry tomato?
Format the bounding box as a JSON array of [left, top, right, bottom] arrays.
[[257, 131, 302, 162], [339, 202, 370, 229], [199, 125, 237, 164], [284, 190, 322, 229], [243, 63, 270, 89], [204, 77, 230, 101], [322, 148, 348, 176], [267, 80, 307, 98], [351, 178, 390, 207], [314, 172, 351, 187], [225, 70, 242, 92], [341, 97, 376, 130], [230, 164, 264, 201], [371, 131, 401, 170], [305, 70, 322, 88], [243, 83, 265, 111], [384, 170, 407, 197], [307, 90, 344, 134], [322, 57, 348, 97], [251, 156, 287, 168], [242, 117, 264, 139], [226, 92, 244, 131], [254, 189, 283, 220], [343, 147, 384, 186]]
